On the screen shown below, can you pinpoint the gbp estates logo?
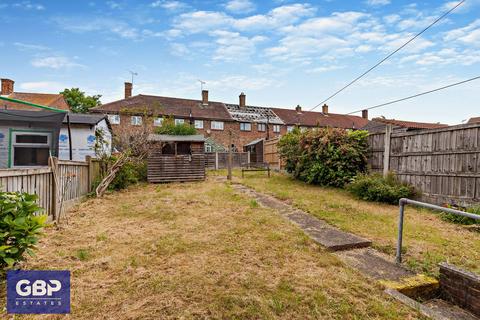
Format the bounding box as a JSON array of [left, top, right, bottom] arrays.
[[7, 270, 70, 314]]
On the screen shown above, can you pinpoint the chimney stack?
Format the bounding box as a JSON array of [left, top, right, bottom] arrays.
[[1, 79, 14, 95], [322, 104, 328, 114], [362, 109, 368, 119], [239, 92, 246, 109], [124, 82, 132, 99], [295, 105, 302, 112], [202, 90, 208, 105]]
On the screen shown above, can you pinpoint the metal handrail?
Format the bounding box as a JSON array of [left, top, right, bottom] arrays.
[[396, 198, 480, 264]]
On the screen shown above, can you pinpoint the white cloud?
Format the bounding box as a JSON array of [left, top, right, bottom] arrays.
[[31, 56, 85, 69], [12, 1, 45, 10], [383, 14, 400, 24], [225, 0, 255, 14], [55, 17, 140, 39], [106, 1, 121, 9], [174, 4, 315, 33], [174, 11, 231, 33], [14, 42, 50, 51], [150, 1, 187, 11], [365, 0, 390, 7], [443, 19, 480, 46], [210, 30, 266, 61], [170, 43, 189, 57], [234, 4, 315, 30], [306, 65, 345, 74], [19, 81, 67, 92]]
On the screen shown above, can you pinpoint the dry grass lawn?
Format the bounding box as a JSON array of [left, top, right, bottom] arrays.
[[0, 177, 422, 319], [234, 171, 480, 276]]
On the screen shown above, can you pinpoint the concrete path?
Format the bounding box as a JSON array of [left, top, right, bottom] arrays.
[[232, 183, 410, 280], [231, 182, 478, 319]]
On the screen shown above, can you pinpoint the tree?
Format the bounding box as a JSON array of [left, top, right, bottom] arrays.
[[155, 116, 197, 135], [60, 88, 102, 113]]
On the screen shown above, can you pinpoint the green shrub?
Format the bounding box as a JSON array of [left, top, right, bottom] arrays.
[[0, 192, 47, 269], [109, 160, 147, 190], [347, 173, 415, 204], [441, 205, 480, 225], [155, 117, 197, 135], [278, 127, 369, 187]]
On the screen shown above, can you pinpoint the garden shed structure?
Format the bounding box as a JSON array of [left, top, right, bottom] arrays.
[[147, 134, 206, 183]]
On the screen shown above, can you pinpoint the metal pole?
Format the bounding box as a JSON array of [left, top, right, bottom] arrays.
[[396, 199, 406, 264], [395, 197, 480, 264]]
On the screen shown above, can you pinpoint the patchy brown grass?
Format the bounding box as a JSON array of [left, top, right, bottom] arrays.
[[232, 170, 480, 276], [1, 177, 422, 319]]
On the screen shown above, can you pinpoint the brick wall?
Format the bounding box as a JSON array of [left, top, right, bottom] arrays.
[[439, 262, 480, 317], [109, 113, 285, 150]]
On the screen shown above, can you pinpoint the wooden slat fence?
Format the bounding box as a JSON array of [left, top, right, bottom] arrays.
[[367, 123, 480, 206], [0, 156, 104, 219], [205, 152, 249, 169], [264, 137, 282, 170]]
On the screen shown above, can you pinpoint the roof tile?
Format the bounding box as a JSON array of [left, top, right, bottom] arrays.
[[92, 94, 233, 121]]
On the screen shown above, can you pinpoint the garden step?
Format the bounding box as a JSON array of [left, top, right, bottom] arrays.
[[335, 248, 415, 281]]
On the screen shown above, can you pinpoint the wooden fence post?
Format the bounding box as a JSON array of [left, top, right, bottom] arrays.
[[86, 155, 93, 192], [383, 124, 392, 177], [215, 152, 219, 170], [48, 157, 59, 221], [247, 151, 251, 164]]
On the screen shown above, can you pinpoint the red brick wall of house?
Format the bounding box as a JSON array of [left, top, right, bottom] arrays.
[[109, 113, 285, 150]]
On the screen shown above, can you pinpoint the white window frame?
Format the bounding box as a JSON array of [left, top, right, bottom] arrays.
[[108, 114, 120, 125], [205, 145, 212, 152], [287, 126, 294, 133], [175, 118, 185, 125], [131, 116, 142, 126], [211, 121, 224, 130], [194, 120, 204, 129], [153, 117, 164, 127], [257, 123, 266, 132], [273, 124, 281, 133], [240, 122, 251, 131], [11, 131, 52, 168]]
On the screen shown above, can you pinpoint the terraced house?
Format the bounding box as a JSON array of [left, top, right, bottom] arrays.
[[92, 82, 370, 151]]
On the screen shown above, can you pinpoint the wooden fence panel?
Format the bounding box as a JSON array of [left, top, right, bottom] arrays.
[[0, 168, 54, 216], [0, 157, 104, 218], [367, 123, 480, 206], [264, 137, 282, 170], [205, 152, 248, 169]]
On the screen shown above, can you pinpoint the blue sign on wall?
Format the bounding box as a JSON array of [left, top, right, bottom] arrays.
[[7, 270, 71, 314]]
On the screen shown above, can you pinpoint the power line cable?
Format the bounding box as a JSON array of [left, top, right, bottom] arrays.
[[310, 0, 466, 111], [346, 75, 480, 115]]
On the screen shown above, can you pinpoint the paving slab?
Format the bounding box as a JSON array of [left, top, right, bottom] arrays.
[[336, 248, 414, 281], [232, 184, 371, 251]]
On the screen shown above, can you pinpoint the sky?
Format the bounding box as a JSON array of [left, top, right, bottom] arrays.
[[0, 0, 479, 124]]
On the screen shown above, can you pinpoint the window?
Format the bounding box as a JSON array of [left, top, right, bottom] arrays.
[[211, 121, 224, 130], [205, 145, 212, 152], [194, 120, 204, 129], [131, 116, 142, 126], [108, 114, 120, 125], [257, 123, 266, 132], [175, 118, 185, 125], [11, 132, 51, 167], [273, 124, 281, 133], [154, 117, 164, 126], [240, 122, 251, 131], [287, 126, 294, 133]]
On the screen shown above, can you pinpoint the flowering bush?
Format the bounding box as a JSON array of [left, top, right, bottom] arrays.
[[278, 127, 369, 188], [0, 192, 47, 269]]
